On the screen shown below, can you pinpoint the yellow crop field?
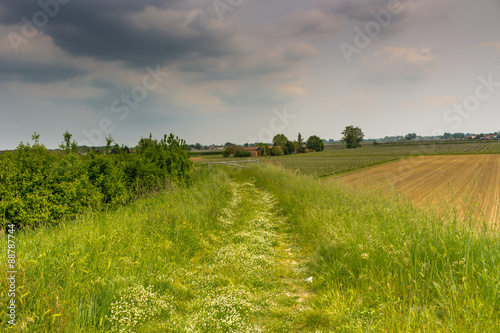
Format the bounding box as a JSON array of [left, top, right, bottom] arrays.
[[338, 155, 500, 228]]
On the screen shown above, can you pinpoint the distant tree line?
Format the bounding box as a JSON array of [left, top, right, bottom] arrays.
[[222, 132, 328, 158]]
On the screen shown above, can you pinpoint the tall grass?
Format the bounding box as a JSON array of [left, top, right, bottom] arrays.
[[0, 168, 232, 332], [239, 165, 500, 331], [2, 164, 499, 331]]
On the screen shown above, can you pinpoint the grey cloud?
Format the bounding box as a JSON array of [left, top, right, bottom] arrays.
[[0, 0, 240, 68], [281, 8, 341, 40], [0, 59, 85, 83], [320, 0, 404, 22], [360, 46, 436, 82]]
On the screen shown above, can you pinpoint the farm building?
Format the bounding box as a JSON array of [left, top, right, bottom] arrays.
[[242, 147, 262, 157]]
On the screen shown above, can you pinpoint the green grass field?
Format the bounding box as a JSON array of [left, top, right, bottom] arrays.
[[2, 165, 500, 331], [265, 142, 500, 177]]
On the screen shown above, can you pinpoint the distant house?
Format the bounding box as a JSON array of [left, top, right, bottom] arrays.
[[242, 146, 262, 157], [485, 134, 498, 140]]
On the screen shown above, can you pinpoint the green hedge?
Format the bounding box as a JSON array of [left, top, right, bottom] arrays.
[[0, 133, 192, 228]]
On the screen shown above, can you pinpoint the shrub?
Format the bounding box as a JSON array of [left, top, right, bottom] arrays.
[[0, 132, 193, 228], [222, 145, 238, 157], [234, 149, 251, 158], [223, 145, 251, 158], [270, 146, 284, 156]]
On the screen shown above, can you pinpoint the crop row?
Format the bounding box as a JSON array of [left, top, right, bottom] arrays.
[[268, 142, 500, 177]]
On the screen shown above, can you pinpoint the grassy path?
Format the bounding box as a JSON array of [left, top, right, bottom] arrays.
[[151, 180, 318, 332]]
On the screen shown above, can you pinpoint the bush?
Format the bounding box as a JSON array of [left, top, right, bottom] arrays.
[[0, 141, 103, 226], [234, 149, 251, 158], [223, 145, 251, 158], [270, 146, 284, 156], [87, 151, 129, 206], [222, 145, 237, 158], [0, 132, 193, 228]]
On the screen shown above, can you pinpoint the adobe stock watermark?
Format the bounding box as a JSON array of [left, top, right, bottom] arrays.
[[213, 0, 244, 20], [443, 74, 499, 130], [80, 65, 169, 147], [7, 0, 72, 53], [246, 106, 296, 144], [340, 0, 403, 64]]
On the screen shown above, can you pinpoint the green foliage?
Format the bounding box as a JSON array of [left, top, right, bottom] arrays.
[[306, 135, 325, 151], [59, 130, 78, 154], [295, 133, 306, 153], [105, 135, 113, 154], [222, 145, 251, 158], [0, 168, 233, 332], [405, 133, 417, 140], [272, 134, 288, 148], [135, 133, 192, 185], [342, 125, 364, 148], [285, 140, 295, 155], [256, 143, 270, 156], [87, 152, 129, 206], [0, 140, 102, 226], [0, 132, 192, 228], [273, 134, 294, 155], [234, 149, 251, 157], [271, 145, 284, 156], [222, 145, 237, 157], [443, 132, 466, 140]]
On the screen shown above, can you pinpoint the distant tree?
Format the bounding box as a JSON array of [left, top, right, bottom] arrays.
[[341, 126, 364, 149], [244, 143, 249, 147], [59, 130, 78, 154], [271, 145, 284, 156], [111, 143, 121, 154], [256, 143, 270, 156], [194, 143, 202, 150], [222, 145, 237, 157], [306, 135, 325, 151], [137, 134, 154, 154], [111, 143, 129, 154], [32, 132, 40, 144], [442, 132, 453, 140], [285, 140, 295, 154], [405, 133, 417, 141], [295, 133, 306, 153], [222, 145, 251, 158], [224, 142, 234, 147], [234, 149, 251, 157], [272, 134, 289, 154], [105, 135, 114, 154]]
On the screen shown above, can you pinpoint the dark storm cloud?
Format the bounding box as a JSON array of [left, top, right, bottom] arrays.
[[0, 0, 237, 68], [0, 0, 180, 24], [0, 58, 85, 83]]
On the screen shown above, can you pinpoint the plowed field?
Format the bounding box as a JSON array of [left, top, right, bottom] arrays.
[[339, 155, 500, 228]]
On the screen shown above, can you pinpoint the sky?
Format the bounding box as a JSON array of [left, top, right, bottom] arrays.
[[0, 0, 499, 149]]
